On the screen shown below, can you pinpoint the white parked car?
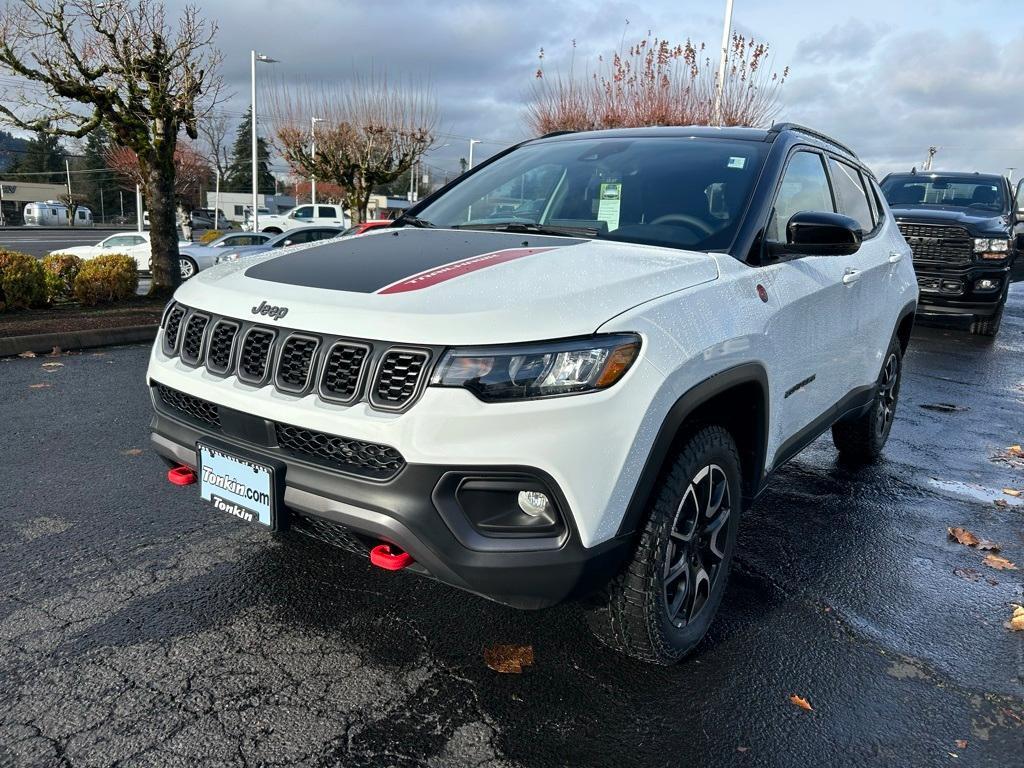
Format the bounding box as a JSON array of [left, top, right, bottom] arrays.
[[51, 231, 190, 275], [252, 204, 349, 234], [147, 124, 917, 664]]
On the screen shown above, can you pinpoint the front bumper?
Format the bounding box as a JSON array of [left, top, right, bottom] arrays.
[[150, 391, 633, 609], [913, 261, 1010, 317]]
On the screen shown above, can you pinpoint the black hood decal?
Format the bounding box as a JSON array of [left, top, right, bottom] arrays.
[[243, 229, 583, 293]]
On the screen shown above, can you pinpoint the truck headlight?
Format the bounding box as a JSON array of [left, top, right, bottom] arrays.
[[974, 238, 991, 253], [430, 334, 641, 401]]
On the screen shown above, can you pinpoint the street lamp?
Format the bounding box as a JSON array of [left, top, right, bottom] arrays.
[[251, 51, 278, 232], [468, 139, 481, 169], [310, 116, 324, 205], [712, 0, 735, 127]]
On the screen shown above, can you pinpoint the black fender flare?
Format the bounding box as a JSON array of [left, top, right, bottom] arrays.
[[615, 362, 770, 538]]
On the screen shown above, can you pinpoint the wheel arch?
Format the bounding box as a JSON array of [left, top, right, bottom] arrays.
[[616, 363, 770, 538], [895, 300, 916, 353]]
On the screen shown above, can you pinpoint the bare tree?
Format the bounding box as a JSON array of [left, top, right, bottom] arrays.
[[0, 0, 223, 297], [268, 76, 438, 223], [528, 33, 788, 134], [199, 112, 231, 181]]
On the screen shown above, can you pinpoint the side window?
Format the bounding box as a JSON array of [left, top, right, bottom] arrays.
[[827, 158, 873, 233], [767, 151, 834, 242], [292, 206, 314, 220], [234, 205, 244, 216], [318, 206, 337, 218], [310, 229, 337, 241]]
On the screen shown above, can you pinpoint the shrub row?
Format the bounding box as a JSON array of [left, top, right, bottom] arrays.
[[0, 250, 138, 311]]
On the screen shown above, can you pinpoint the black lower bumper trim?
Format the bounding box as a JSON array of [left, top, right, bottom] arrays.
[[150, 410, 631, 609]]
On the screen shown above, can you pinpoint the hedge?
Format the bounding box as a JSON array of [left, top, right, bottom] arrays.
[[41, 253, 83, 303], [73, 254, 139, 306], [0, 250, 47, 311]]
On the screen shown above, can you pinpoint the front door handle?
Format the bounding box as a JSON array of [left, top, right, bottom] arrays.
[[842, 268, 861, 285], [888, 251, 903, 264]]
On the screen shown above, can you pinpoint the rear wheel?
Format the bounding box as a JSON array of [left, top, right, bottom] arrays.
[[969, 304, 1003, 337], [586, 426, 741, 664], [832, 337, 902, 462]]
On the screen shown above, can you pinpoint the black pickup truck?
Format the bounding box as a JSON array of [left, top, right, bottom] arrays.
[[880, 171, 1023, 336]]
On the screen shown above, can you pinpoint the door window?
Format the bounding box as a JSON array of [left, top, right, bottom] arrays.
[[102, 236, 132, 248], [767, 151, 835, 242], [291, 206, 314, 220], [828, 158, 873, 233], [317, 206, 337, 218]]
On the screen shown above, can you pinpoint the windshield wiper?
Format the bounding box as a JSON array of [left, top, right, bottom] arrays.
[[392, 214, 436, 228], [453, 221, 599, 238]]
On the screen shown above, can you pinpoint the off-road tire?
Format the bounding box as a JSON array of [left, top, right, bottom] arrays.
[[832, 336, 902, 462], [586, 426, 742, 664], [969, 304, 1003, 337]]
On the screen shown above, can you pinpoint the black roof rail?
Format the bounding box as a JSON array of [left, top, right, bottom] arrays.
[[538, 130, 578, 139], [768, 122, 858, 159]]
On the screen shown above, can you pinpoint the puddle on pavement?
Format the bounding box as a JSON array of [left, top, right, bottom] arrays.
[[928, 478, 1024, 507]]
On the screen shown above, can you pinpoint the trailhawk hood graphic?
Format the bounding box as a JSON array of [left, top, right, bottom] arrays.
[[177, 229, 719, 345]]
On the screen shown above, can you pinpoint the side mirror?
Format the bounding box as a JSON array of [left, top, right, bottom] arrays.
[[776, 211, 863, 257]]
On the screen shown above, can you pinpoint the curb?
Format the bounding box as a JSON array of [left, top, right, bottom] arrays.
[[0, 324, 158, 357]]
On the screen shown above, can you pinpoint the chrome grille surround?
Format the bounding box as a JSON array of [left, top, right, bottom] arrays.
[[179, 312, 210, 366], [205, 319, 240, 375], [237, 326, 278, 385], [274, 333, 321, 394], [162, 304, 187, 355], [369, 348, 432, 412], [318, 341, 372, 405]]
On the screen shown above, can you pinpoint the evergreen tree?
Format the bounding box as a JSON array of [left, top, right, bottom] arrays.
[[7, 130, 66, 183], [73, 123, 115, 217], [0, 130, 27, 172], [225, 108, 275, 194]]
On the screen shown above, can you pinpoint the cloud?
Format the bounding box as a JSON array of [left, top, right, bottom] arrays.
[[796, 19, 884, 64]]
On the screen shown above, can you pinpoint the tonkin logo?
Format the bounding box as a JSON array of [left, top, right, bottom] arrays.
[[251, 300, 289, 321]]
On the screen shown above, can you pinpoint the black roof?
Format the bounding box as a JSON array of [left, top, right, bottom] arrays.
[[882, 170, 1005, 182], [530, 122, 858, 160]]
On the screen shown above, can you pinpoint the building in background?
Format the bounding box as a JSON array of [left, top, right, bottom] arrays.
[[0, 180, 69, 225]]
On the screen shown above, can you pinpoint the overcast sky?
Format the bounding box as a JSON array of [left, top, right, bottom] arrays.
[[189, 0, 1024, 182]]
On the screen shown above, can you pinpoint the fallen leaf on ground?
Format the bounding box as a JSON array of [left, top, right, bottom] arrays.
[[920, 403, 969, 413], [953, 567, 998, 586], [47, 346, 62, 356], [1002, 488, 1022, 497], [995, 499, 1010, 509], [483, 644, 534, 673], [17, 351, 36, 358], [120, 448, 144, 457], [947, 527, 1000, 551], [1009, 445, 1024, 457], [955, 739, 968, 749], [40, 361, 63, 370], [1006, 606, 1024, 632], [789, 694, 813, 712], [736, 746, 749, 753], [983, 554, 1017, 571], [28, 383, 51, 389]]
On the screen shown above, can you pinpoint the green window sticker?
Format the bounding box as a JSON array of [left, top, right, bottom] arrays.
[[597, 182, 622, 231]]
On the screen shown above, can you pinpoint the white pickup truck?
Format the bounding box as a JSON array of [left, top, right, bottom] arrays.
[[251, 204, 349, 234]]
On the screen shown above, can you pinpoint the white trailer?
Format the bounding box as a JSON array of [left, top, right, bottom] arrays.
[[23, 200, 93, 227]]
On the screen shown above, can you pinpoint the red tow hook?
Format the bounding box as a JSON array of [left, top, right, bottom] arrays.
[[167, 465, 197, 486], [370, 543, 414, 571]]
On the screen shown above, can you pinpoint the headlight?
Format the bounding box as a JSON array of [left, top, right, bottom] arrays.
[[987, 238, 1009, 252], [430, 334, 641, 402], [214, 252, 241, 264], [973, 238, 990, 253]]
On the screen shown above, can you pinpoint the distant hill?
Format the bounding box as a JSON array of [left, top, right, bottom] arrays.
[[0, 131, 28, 172]]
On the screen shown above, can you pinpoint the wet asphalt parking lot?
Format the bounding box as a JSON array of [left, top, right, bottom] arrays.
[[1, 286, 1022, 767]]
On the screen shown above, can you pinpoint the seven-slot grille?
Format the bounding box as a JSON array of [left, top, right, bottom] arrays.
[[275, 422, 406, 479], [371, 349, 430, 410], [206, 320, 239, 374], [319, 342, 370, 404], [275, 334, 320, 392], [896, 222, 973, 266], [179, 313, 210, 365], [160, 303, 434, 412]]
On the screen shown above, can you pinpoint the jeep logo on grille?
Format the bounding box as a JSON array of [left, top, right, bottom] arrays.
[[251, 300, 289, 321]]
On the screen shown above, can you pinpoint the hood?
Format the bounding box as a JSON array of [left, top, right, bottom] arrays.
[[173, 228, 719, 345], [891, 206, 1011, 235], [55, 245, 98, 258]]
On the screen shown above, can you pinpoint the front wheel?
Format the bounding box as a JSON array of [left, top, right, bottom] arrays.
[[586, 426, 741, 664], [832, 337, 902, 462], [179, 256, 198, 280]]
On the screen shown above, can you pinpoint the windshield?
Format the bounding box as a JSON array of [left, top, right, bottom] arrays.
[[881, 174, 1006, 213], [413, 136, 769, 252]]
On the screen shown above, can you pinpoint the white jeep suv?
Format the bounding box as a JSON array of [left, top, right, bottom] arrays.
[[147, 124, 917, 663]]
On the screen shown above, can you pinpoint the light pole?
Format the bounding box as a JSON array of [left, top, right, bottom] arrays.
[[214, 166, 221, 230], [712, 0, 735, 127], [251, 50, 278, 232], [310, 116, 324, 205], [468, 139, 481, 169]]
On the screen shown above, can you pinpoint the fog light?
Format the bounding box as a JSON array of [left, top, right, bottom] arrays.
[[518, 490, 552, 517], [975, 278, 999, 291]]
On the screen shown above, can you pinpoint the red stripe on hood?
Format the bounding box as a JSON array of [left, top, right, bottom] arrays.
[[376, 247, 555, 294]]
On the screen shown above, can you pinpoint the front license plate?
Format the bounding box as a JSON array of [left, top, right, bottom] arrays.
[[198, 443, 275, 527]]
